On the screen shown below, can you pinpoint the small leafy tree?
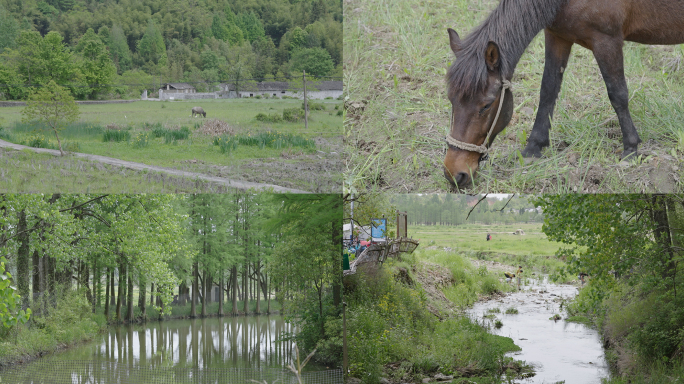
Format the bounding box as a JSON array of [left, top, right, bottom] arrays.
[[0, 257, 31, 339], [22, 80, 80, 155]]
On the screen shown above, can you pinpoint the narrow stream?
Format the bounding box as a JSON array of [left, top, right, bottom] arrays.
[[467, 277, 610, 384]]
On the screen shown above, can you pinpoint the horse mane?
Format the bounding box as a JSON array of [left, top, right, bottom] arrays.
[[447, 0, 567, 100]]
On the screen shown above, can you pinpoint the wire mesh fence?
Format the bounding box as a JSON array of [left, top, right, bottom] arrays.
[[0, 361, 343, 384]]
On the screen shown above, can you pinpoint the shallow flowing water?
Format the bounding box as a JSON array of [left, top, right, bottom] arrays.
[[467, 278, 610, 384]]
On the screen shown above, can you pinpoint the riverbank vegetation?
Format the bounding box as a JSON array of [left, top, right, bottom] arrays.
[[344, 194, 540, 383], [345, 250, 530, 384], [0, 193, 341, 367], [538, 194, 684, 382]]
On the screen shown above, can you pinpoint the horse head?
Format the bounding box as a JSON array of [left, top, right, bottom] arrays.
[[444, 28, 514, 190]]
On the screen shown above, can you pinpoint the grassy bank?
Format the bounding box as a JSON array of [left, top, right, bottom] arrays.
[[566, 280, 684, 383], [0, 291, 105, 367], [345, 249, 531, 383], [344, 0, 684, 193]]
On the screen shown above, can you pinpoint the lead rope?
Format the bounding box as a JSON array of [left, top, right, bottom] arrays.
[[446, 79, 512, 156]]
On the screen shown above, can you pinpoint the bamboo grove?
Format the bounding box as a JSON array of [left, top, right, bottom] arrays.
[[0, 193, 342, 362]]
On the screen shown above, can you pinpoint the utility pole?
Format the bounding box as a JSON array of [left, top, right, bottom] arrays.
[[303, 70, 308, 130]]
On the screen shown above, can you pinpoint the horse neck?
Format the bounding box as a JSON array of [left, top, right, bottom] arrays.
[[468, 0, 567, 78]]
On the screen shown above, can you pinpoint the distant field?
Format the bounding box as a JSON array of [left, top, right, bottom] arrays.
[[0, 99, 343, 192], [410, 223, 561, 257], [0, 99, 342, 138], [410, 223, 570, 278]]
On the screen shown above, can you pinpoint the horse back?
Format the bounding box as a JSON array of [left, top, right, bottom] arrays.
[[552, 0, 684, 46]]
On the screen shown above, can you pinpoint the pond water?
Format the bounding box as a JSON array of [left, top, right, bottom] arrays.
[[1, 315, 337, 384], [467, 277, 611, 384], [51, 315, 324, 370]]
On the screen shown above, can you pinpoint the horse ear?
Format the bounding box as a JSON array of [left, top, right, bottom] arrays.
[[447, 28, 460, 54], [485, 41, 501, 71]]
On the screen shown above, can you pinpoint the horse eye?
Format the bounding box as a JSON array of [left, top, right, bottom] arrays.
[[480, 103, 492, 114]]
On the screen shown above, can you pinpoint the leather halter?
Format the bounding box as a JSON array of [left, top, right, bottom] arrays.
[[446, 79, 512, 160]]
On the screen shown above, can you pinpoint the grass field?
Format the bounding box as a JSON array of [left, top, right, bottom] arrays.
[[410, 223, 560, 256], [344, 0, 684, 193], [1, 99, 343, 192], [410, 223, 571, 278]]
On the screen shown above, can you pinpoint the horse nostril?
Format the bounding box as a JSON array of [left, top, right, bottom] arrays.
[[455, 172, 469, 186]]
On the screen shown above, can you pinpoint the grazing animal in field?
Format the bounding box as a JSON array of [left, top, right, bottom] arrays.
[[443, 0, 684, 189], [191, 106, 206, 118]]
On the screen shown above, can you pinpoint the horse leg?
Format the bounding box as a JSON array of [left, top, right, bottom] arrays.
[[522, 30, 573, 158], [591, 35, 641, 159]]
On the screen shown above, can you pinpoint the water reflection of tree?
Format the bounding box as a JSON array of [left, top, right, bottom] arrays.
[[89, 316, 299, 369]]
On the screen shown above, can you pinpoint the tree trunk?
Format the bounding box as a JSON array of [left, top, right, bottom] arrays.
[[231, 265, 238, 315], [32, 249, 41, 303], [126, 270, 134, 322], [218, 275, 224, 316], [104, 268, 110, 320], [201, 270, 208, 317], [150, 283, 155, 307], [17, 209, 30, 309], [116, 263, 123, 323], [110, 269, 116, 307], [242, 263, 248, 314], [139, 275, 146, 321], [191, 261, 198, 318]]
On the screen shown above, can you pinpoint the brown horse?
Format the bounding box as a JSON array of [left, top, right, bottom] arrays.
[[444, 0, 684, 189]]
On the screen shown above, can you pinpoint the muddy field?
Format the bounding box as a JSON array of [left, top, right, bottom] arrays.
[[344, 0, 684, 193]]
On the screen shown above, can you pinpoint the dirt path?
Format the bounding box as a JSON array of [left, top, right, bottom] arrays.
[[0, 139, 308, 193]]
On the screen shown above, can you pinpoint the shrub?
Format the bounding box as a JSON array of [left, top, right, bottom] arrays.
[[0, 127, 11, 141], [102, 130, 130, 142], [283, 107, 305, 122], [132, 132, 149, 148], [255, 112, 283, 123], [212, 135, 238, 154], [303, 102, 325, 111], [22, 134, 52, 149]]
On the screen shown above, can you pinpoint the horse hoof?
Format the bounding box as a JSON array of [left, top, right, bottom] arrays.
[[621, 150, 639, 161], [521, 146, 542, 158]]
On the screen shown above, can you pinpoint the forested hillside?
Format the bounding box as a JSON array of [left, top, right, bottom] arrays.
[[0, 0, 342, 99]]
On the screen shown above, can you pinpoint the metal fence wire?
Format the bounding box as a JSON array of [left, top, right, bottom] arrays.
[[0, 361, 343, 384]]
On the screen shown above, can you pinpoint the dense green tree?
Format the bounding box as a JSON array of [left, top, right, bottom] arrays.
[[237, 11, 266, 43], [0, 0, 342, 99], [136, 19, 167, 69], [75, 28, 116, 99], [289, 47, 333, 78], [0, 6, 19, 53], [21, 80, 80, 155], [108, 25, 133, 74]]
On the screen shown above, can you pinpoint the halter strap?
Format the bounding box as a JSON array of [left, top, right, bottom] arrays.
[[446, 79, 512, 156]]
